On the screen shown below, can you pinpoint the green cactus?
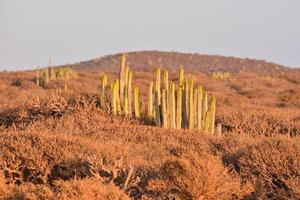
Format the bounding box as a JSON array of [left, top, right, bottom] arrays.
[[115, 80, 121, 114], [127, 70, 132, 116], [203, 92, 208, 127], [163, 70, 169, 117], [179, 66, 184, 87], [176, 87, 182, 129], [188, 79, 194, 130], [111, 82, 117, 115], [36, 67, 40, 86], [204, 110, 211, 132], [155, 68, 161, 105], [197, 86, 203, 130], [209, 96, 216, 134], [125, 65, 130, 86], [148, 81, 154, 118], [45, 68, 50, 84], [124, 86, 129, 116], [154, 91, 161, 127], [182, 80, 189, 128], [100, 74, 108, 109], [119, 54, 126, 108], [161, 89, 168, 128], [134, 87, 140, 118], [170, 82, 176, 128]]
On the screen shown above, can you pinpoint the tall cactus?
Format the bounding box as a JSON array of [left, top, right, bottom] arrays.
[[36, 67, 40, 86], [188, 80, 194, 130], [204, 110, 211, 132], [111, 82, 118, 115], [119, 54, 126, 108], [127, 70, 132, 116], [203, 92, 208, 127], [161, 89, 168, 128], [163, 70, 169, 92], [148, 81, 154, 118], [179, 66, 184, 87], [45, 68, 50, 84], [100, 74, 108, 109], [169, 82, 176, 128], [49, 59, 55, 80], [182, 80, 189, 128], [155, 68, 161, 105], [134, 87, 140, 118], [197, 86, 203, 130], [163, 70, 169, 118], [125, 66, 130, 86], [176, 87, 182, 129], [209, 97, 216, 134], [154, 91, 161, 127], [124, 86, 129, 115], [115, 80, 121, 114]]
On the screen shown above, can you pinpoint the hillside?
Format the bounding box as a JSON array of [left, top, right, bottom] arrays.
[[0, 51, 300, 199], [71, 51, 295, 75]]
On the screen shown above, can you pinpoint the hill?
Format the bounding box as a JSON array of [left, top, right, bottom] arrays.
[[71, 51, 295, 75]]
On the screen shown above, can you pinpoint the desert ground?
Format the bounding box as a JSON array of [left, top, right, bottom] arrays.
[[0, 51, 300, 199]]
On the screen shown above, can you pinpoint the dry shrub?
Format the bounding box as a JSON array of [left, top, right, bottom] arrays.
[[55, 178, 130, 200], [224, 136, 300, 199], [219, 108, 300, 136], [0, 178, 130, 200], [147, 155, 251, 200]]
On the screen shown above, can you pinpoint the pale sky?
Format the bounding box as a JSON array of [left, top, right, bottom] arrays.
[[1, 0, 300, 70]]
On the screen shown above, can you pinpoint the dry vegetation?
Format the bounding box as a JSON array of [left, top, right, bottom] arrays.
[[0, 51, 300, 200]]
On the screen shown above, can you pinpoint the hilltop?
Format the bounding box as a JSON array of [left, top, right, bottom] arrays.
[[68, 51, 296, 75]]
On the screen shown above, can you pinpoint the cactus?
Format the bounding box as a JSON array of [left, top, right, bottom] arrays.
[[176, 87, 182, 129], [148, 81, 154, 118], [170, 82, 176, 128], [134, 87, 140, 118], [197, 86, 203, 130], [161, 89, 168, 128], [182, 80, 189, 128], [125, 66, 130, 86], [203, 92, 208, 127], [127, 70, 132, 116], [100, 75, 108, 109], [179, 66, 184, 87], [163, 70, 169, 117], [204, 110, 211, 132], [209, 96, 216, 134], [155, 68, 161, 105], [163, 70, 169, 91], [124, 86, 129, 115], [119, 54, 126, 108], [36, 67, 40, 86], [154, 91, 161, 127], [45, 67, 50, 84], [111, 82, 118, 115], [115, 80, 121, 114], [49, 59, 55, 81], [188, 80, 194, 130]]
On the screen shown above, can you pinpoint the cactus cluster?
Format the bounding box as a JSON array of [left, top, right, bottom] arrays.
[[147, 67, 217, 134], [100, 54, 139, 118], [99, 54, 218, 134], [211, 71, 231, 80], [36, 60, 75, 87]]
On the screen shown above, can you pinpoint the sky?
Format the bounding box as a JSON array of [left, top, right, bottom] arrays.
[[0, 0, 300, 70]]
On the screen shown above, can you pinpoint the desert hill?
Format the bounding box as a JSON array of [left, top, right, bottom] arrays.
[[69, 51, 296, 75]]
